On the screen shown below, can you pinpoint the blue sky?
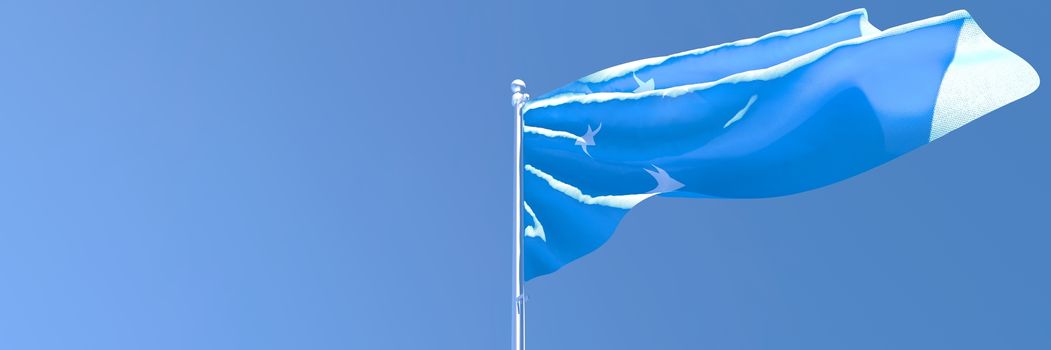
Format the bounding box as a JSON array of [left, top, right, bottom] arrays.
[[0, 1, 1048, 349]]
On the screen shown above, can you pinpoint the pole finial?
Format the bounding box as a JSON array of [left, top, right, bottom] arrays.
[[512, 79, 529, 109]]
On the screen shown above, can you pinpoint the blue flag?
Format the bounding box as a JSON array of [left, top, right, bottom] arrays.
[[521, 9, 1039, 281]]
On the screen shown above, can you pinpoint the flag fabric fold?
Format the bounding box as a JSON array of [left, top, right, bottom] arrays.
[[539, 9, 880, 98], [521, 9, 1039, 281]]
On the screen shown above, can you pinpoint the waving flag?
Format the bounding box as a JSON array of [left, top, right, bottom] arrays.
[[521, 9, 1039, 280]]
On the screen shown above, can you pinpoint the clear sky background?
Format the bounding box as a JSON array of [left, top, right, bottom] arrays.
[[0, 1, 1047, 349]]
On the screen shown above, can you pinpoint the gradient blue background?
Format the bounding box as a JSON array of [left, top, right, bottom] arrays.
[[0, 1, 1047, 349]]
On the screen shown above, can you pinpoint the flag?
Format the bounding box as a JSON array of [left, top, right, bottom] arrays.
[[521, 9, 1039, 281]]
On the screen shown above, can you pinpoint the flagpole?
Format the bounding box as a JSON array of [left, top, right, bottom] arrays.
[[511, 79, 529, 350]]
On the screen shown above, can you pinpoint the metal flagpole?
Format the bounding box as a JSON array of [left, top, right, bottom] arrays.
[[511, 79, 529, 350]]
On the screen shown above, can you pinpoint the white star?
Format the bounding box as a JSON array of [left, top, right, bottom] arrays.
[[632, 72, 654, 93], [645, 165, 685, 193], [575, 123, 601, 157], [724, 94, 758, 128]]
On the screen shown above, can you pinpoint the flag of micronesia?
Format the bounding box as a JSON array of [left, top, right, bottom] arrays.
[[521, 9, 1039, 281]]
